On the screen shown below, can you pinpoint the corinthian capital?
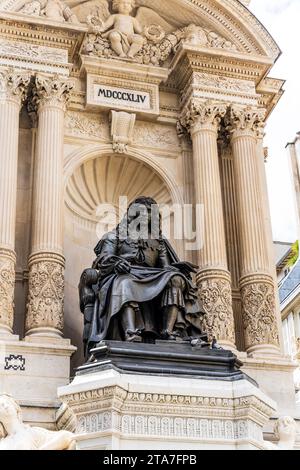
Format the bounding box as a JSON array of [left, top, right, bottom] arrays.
[[227, 105, 266, 139], [34, 74, 74, 111], [0, 68, 30, 105], [180, 100, 227, 135]]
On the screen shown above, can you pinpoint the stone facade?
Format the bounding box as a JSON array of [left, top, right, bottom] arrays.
[[0, 0, 297, 442]]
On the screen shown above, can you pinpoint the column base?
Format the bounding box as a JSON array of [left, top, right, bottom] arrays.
[[25, 326, 63, 341], [0, 325, 18, 339], [246, 343, 281, 358]]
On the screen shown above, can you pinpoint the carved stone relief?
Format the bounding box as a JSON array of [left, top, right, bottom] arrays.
[[26, 255, 65, 332], [65, 110, 109, 139], [240, 275, 280, 349], [0, 250, 16, 330]]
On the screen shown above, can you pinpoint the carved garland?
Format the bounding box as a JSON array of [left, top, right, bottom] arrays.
[[82, 24, 238, 67]]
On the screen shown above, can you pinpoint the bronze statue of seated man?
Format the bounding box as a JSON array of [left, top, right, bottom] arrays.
[[79, 197, 206, 359]]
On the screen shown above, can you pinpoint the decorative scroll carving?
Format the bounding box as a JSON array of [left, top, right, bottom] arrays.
[[32, 74, 74, 111], [226, 105, 266, 138], [196, 270, 235, 344], [0, 249, 16, 330], [180, 100, 227, 134], [65, 111, 109, 139], [0, 68, 30, 104], [26, 253, 65, 332], [193, 73, 255, 95], [0, 39, 68, 64], [134, 121, 179, 149], [110, 110, 135, 153], [240, 275, 280, 349]]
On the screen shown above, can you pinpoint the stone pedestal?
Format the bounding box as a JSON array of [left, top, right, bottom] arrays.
[[0, 336, 76, 429], [58, 342, 276, 450]]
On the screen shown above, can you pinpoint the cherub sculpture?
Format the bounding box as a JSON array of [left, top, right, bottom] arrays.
[[94, 0, 144, 58], [18, 0, 79, 23], [0, 394, 76, 450]]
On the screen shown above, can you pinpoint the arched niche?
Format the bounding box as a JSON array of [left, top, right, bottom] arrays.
[[63, 146, 185, 367]]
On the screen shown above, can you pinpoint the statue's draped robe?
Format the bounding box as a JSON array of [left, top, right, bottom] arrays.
[[86, 231, 204, 348]]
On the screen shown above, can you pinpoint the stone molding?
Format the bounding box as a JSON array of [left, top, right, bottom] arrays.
[[0, 67, 30, 105], [240, 274, 280, 350], [196, 269, 235, 345], [59, 383, 275, 445], [26, 252, 65, 333], [0, 248, 16, 331]]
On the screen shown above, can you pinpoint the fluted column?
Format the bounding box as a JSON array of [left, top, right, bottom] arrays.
[[180, 100, 236, 349], [177, 127, 197, 264], [256, 136, 284, 352], [228, 106, 280, 355], [25, 75, 73, 339], [0, 69, 30, 336]]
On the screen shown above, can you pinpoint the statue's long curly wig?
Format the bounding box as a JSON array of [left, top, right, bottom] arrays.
[[117, 196, 163, 240]]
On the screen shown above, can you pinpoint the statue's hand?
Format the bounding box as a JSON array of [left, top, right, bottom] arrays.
[[115, 259, 131, 275], [172, 261, 198, 278]]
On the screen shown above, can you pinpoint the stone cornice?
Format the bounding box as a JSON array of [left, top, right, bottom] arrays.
[[0, 13, 85, 66], [170, 44, 274, 91]]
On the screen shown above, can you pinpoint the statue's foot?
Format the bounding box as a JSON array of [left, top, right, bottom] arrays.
[[161, 330, 177, 341], [125, 329, 143, 343]]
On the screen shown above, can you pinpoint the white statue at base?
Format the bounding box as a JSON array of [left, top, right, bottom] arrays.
[[265, 416, 297, 450], [0, 395, 76, 450], [274, 416, 297, 450]]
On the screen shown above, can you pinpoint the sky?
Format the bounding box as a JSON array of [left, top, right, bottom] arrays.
[[249, 0, 300, 242]]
